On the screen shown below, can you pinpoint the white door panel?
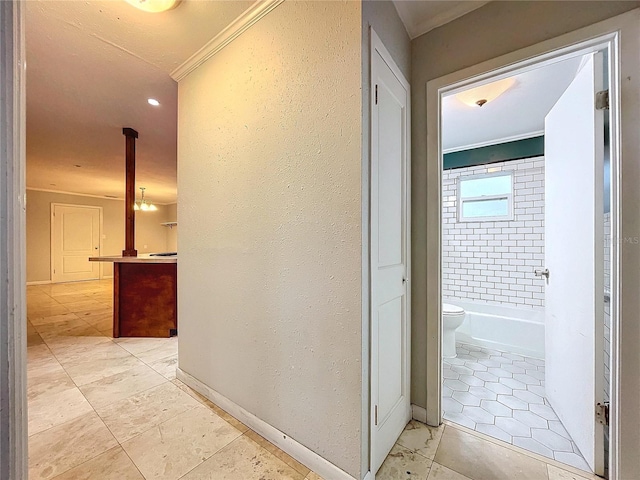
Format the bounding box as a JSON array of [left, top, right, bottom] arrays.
[[377, 83, 404, 267], [371, 33, 411, 474], [378, 297, 403, 419], [544, 52, 605, 474], [52, 205, 101, 283]]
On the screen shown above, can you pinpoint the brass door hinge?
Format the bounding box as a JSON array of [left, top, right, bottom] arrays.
[[596, 90, 609, 110]]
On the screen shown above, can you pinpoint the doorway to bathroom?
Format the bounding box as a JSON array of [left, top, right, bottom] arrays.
[[433, 37, 616, 478]]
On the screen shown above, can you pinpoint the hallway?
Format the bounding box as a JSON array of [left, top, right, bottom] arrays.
[[27, 281, 598, 479], [27, 280, 321, 480]]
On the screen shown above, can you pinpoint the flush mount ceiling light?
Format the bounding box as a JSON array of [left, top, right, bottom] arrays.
[[148, 98, 160, 106], [124, 0, 180, 13], [456, 78, 516, 107], [134, 187, 158, 211]]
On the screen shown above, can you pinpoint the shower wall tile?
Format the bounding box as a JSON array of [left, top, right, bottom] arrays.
[[442, 157, 545, 308]]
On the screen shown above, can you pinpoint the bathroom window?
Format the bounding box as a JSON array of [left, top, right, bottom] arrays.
[[457, 172, 514, 222]]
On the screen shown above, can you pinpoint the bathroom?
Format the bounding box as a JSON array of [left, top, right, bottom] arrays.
[[440, 53, 610, 475]]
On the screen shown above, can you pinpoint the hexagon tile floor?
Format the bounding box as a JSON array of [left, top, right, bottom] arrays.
[[442, 342, 590, 472]]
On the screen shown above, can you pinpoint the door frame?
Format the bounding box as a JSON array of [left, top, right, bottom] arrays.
[[50, 203, 104, 283], [0, 1, 27, 478], [369, 28, 412, 477], [424, 10, 639, 479]]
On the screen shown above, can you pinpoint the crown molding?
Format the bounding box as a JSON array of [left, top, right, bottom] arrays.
[[170, 0, 284, 82], [27, 187, 124, 201], [393, 1, 489, 40], [26, 187, 176, 205], [443, 130, 544, 155]]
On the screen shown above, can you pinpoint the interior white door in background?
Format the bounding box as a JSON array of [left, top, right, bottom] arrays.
[[370, 32, 411, 474], [544, 52, 605, 475], [51, 204, 101, 283]]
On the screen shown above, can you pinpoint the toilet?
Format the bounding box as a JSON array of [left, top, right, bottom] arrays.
[[442, 303, 466, 358]]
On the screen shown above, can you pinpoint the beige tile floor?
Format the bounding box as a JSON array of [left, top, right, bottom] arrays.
[[27, 280, 600, 480]]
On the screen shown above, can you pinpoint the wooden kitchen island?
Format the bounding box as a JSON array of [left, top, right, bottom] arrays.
[[90, 255, 177, 338]]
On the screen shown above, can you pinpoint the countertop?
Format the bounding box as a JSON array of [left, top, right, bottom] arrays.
[[89, 254, 177, 264]]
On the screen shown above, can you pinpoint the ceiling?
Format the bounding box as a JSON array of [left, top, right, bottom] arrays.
[[26, 0, 253, 204], [392, 1, 489, 39], [26, 0, 511, 203], [442, 56, 583, 151]]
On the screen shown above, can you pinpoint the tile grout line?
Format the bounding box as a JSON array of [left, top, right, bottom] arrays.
[[174, 434, 248, 480], [116, 406, 236, 480], [96, 389, 201, 446], [27, 286, 184, 478], [29, 306, 118, 478], [443, 342, 590, 471], [443, 421, 593, 478], [116, 445, 147, 480]]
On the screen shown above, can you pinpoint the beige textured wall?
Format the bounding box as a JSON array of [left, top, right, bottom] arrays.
[[165, 203, 177, 252], [410, 0, 640, 408], [26, 189, 171, 283], [177, 1, 362, 476], [136, 206, 169, 254]]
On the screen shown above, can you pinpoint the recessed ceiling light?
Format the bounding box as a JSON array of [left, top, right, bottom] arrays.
[[124, 0, 180, 13], [148, 98, 160, 106]]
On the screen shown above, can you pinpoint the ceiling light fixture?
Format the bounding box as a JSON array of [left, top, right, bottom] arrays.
[[456, 78, 516, 107], [124, 0, 180, 13], [148, 98, 160, 106], [134, 187, 158, 211]]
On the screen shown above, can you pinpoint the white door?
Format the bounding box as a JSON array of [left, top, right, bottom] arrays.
[[51, 204, 101, 283], [544, 52, 605, 474], [370, 32, 411, 474]]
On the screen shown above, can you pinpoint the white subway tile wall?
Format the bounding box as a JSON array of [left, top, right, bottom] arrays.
[[442, 157, 546, 308]]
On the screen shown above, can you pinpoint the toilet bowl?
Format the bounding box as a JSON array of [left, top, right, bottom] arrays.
[[442, 303, 466, 358]]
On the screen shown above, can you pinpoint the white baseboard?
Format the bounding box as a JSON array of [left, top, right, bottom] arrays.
[[176, 368, 358, 480], [411, 404, 427, 423], [26, 280, 51, 286]]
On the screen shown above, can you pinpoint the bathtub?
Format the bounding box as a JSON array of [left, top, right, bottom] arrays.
[[444, 299, 545, 359]]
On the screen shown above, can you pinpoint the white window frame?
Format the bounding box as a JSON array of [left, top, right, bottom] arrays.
[[456, 171, 514, 222]]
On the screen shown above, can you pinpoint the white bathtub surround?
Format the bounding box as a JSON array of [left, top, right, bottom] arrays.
[[442, 157, 545, 308], [446, 298, 545, 359], [442, 342, 590, 472]]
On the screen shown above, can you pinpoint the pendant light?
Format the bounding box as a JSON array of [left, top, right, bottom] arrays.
[[134, 187, 158, 211]]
